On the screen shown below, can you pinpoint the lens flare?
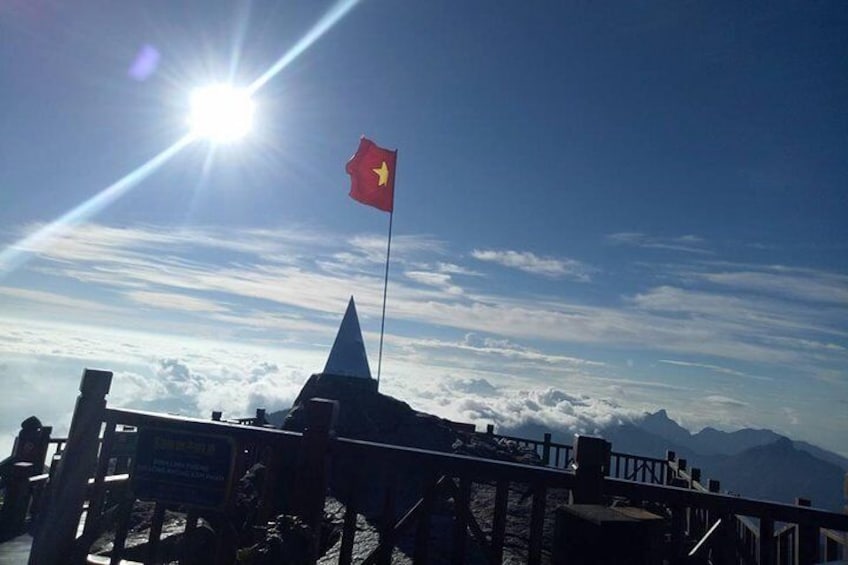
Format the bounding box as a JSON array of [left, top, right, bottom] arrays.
[[0, 0, 363, 278], [0, 135, 193, 278], [247, 0, 360, 94], [189, 84, 255, 142]]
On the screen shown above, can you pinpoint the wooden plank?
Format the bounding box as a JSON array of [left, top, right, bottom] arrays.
[[491, 480, 508, 563], [29, 369, 113, 565], [82, 421, 116, 542], [450, 477, 470, 565], [759, 517, 774, 565], [338, 473, 358, 565], [413, 475, 438, 565], [604, 478, 848, 531], [109, 497, 134, 565], [377, 471, 397, 565], [144, 502, 166, 565], [795, 498, 819, 565], [528, 484, 546, 565]]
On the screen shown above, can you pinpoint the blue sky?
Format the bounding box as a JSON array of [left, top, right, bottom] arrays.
[[0, 1, 846, 457]]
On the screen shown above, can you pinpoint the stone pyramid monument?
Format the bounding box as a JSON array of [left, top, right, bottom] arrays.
[[322, 296, 372, 380]]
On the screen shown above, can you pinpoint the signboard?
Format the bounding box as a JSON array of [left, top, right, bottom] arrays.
[[132, 428, 235, 509]]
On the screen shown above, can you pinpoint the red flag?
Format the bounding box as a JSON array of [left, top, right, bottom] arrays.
[[346, 137, 396, 212]]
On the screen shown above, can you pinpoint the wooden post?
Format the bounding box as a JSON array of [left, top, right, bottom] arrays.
[[571, 435, 610, 504], [255, 408, 267, 426], [7, 417, 50, 476], [759, 517, 775, 565], [28, 368, 112, 565], [146, 502, 166, 564], [690, 467, 701, 485], [795, 498, 819, 565], [110, 496, 134, 565], [491, 480, 508, 563], [486, 424, 494, 435], [450, 476, 470, 565], [665, 450, 676, 485], [211, 411, 222, 421], [339, 470, 360, 565], [528, 483, 546, 565], [294, 398, 338, 564], [82, 421, 117, 542], [542, 433, 552, 466], [412, 474, 437, 565], [688, 468, 701, 534], [378, 471, 397, 565], [0, 462, 34, 538]]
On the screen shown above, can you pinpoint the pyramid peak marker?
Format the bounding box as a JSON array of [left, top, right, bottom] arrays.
[[323, 296, 372, 379]]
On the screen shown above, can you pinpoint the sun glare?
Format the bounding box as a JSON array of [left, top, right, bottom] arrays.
[[188, 84, 255, 142]]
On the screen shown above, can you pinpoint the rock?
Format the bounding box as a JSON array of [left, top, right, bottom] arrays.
[[235, 514, 313, 565]]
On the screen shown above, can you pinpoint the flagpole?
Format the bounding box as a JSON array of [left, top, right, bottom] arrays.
[[376, 208, 393, 389]]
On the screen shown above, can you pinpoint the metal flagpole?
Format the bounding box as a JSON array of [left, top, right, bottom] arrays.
[[376, 209, 393, 389]]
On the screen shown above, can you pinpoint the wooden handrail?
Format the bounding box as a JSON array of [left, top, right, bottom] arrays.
[[604, 477, 848, 531], [334, 436, 577, 487], [103, 407, 302, 444]]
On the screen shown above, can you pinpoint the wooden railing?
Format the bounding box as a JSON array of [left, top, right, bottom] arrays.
[[3, 368, 847, 564], [480, 426, 574, 469], [482, 426, 667, 485], [663, 450, 848, 564]]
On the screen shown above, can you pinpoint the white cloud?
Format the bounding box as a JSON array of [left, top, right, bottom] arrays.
[[403, 270, 463, 295], [606, 232, 711, 254], [698, 269, 848, 305], [659, 359, 771, 381], [8, 222, 844, 377], [2, 221, 847, 449], [0, 287, 126, 315], [125, 290, 230, 313], [408, 333, 605, 368], [702, 395, 748, 408], [471, 249, 592, 281]]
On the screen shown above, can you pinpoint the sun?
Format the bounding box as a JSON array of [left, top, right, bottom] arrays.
[[188, 84, 255, 143]]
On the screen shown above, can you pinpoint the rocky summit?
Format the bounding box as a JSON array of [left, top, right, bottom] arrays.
[[282, 372, 540, 466]]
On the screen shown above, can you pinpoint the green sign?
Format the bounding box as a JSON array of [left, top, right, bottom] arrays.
[[132, 428, 235, 509]]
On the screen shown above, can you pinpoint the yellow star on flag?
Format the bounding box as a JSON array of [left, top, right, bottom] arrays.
[[372, 161, 389, 186]]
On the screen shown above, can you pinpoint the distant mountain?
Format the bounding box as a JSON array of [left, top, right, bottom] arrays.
[[639, 409, 692, 447], [635, 410, 848, 470], [601, 423, 697, 462], [707, 438, 846, 511], [689, 426, 783, 456], [609, 410, 847, 511], [792, 440, 848, 471]]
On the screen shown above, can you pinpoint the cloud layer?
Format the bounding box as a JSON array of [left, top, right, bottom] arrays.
[[0, 222, 845, 456]]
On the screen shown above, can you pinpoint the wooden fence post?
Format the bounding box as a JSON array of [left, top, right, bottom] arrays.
[[542, 433, 552, 466], [759, 517, 775, 565], [294, 398, 338, 564], [486, 424, 494, 435], [665, 451, 676, 485], [6, 417, 51, 475], [28, 368, 112, 565], [571, 435, 610, 504], [0, 462, 34, 539], [491, 480, 509, 563], [795, 498, 819, 565]]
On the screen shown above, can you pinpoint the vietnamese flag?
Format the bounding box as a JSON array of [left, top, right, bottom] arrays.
[[346, 137, 396, 212]]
